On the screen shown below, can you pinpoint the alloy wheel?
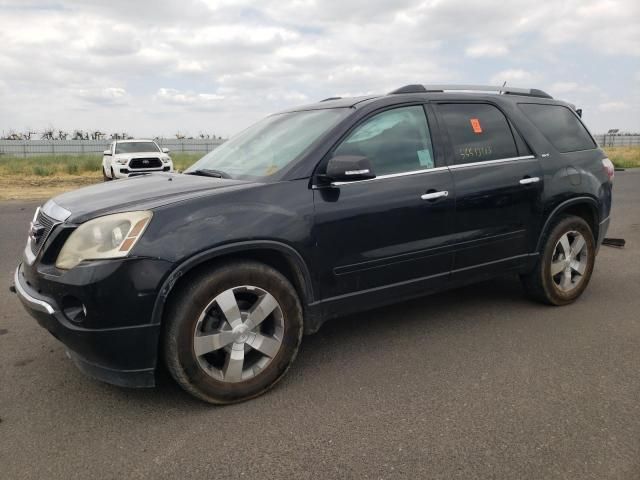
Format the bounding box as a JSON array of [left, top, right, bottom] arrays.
[[193, 286, 284, 383], [550, 230, 589, 293]]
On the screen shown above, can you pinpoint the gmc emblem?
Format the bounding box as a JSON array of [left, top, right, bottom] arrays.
[[29, 223, 45, 242]]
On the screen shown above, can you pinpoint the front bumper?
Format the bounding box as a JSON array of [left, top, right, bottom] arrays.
[[13, 261, 171, 387], [113, 163, 173, 178]]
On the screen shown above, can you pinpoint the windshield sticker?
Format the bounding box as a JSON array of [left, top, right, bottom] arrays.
[[470, 118, 483, 134], [417, 149, 434, 168], [264, 164, 279, 176]]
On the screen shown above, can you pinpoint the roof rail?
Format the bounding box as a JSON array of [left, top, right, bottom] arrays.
[[320, 96, 342, 102], [389, 84, 553, 99]]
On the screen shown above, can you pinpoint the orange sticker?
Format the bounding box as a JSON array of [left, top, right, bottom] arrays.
[[470, 118, 483, 134]]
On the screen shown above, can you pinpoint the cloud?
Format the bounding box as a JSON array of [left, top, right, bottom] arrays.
[[77, 87, 129, 106], [598, 101, 630, 112], [549, 82, 598, 94], [489, 69, 539, 86], [0, 0, 638, 136], [87, 28, 142, 56], [155, 88, 225, 109], [465, 43, 509, 58]]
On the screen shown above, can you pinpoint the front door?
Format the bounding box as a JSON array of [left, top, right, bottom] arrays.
[[312, 104, 456, 316], [435, 102, 543, 281]]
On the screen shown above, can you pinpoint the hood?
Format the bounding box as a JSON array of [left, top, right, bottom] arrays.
[[52, 173, 256, 223]]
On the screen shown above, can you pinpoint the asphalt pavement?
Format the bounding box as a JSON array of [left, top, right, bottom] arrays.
[[1, 171, 639, 479]]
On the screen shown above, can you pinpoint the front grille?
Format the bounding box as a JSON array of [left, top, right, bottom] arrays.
[[30, 210, 57, 256], [129, 157, 162, 169]]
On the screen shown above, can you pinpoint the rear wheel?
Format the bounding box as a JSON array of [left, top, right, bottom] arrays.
[[521, 215, 595, 305], [163, 261, 303, 404]]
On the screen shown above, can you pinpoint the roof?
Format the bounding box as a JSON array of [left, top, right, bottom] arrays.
[[276, 84, 568, 115]]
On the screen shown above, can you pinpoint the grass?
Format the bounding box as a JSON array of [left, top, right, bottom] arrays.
[[603, 147, 640, 169], [0, 152, 207, 200], [0, 152, 205, 177]]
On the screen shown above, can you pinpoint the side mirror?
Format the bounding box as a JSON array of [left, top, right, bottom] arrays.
[[162, 147, 170, 154], [103, 150, 112, 156], [325, 155, 375, 182]]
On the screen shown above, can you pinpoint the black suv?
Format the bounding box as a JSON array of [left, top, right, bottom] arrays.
[[13, 84, 614, 404]]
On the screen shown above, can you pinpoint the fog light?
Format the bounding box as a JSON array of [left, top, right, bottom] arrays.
[[61, 296, 86, 324]]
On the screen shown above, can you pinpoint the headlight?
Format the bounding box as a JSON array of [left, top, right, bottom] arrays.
[[55, 211, 153, 270], [115, 157, 128, 164], [162, 156, 171, 163]]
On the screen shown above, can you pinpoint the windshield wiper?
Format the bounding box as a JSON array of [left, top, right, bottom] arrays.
[[185, 168, 232, 179]]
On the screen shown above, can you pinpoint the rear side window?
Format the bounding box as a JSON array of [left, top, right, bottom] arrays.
[[437, 103, 518, 165], [519, 103, 596, 153]]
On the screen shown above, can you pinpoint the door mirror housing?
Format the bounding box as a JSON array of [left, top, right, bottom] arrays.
[[103, 150, 112, 156], [162, 147, 170, 154], [325, 155, 375, 182]]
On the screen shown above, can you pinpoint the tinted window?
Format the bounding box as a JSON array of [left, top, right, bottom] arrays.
[[510, 120, 532, 156], [519, 103, 596, 153], [333, 105, 434, 176], [438, 103, 518, 164]]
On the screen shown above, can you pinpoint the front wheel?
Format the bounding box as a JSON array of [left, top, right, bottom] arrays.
[[102, 166, 112, 182], [521, 215, 595, 305], [163, 261, 303, 404]]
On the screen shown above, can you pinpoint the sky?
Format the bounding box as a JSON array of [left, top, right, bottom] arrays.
[[0, 0, 638, 138]]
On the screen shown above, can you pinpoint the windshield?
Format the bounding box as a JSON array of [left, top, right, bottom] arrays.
[[184, 108, 349, 180], [115, 142, 160, 154]]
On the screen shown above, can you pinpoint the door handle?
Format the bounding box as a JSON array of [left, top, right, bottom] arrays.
[[421, 190, 449, 201], [519, 176, 540, 185]]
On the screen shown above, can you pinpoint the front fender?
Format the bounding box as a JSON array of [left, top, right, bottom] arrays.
[[149, 239, 317, 327]]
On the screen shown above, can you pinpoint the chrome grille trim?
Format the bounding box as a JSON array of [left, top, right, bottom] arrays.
[[29, 209, 60, 257], [130, 157, 162, 169]]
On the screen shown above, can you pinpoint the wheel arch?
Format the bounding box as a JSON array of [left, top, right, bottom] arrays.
[[151, 241, 316, 327], [535, 196, 599, 252]]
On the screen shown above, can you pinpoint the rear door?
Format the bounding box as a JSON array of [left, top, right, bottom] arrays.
[[435, 102, 543, 280], [313, 104, 455, 314]]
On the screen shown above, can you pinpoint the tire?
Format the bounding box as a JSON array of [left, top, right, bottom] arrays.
[[102, 167, 112, 182], [521, 215, 595, 305], [163, 261, 303, 404]]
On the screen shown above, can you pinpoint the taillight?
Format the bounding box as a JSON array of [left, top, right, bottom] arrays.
[[602, 158, 615, 182]]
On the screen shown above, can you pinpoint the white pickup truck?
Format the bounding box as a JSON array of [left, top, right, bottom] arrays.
[[102, 139, 174, 180]]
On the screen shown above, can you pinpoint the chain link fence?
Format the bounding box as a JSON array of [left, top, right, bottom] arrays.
[[1, 135, 637, 158], [593, 134, 640, 147], [0, 139, 225, 157]]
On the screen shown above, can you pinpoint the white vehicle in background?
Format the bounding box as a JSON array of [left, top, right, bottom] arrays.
[[102, 139, 174, 180]]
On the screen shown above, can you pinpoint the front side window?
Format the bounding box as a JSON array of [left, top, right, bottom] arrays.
[[438, 103, 518, 164], [332, 105, 435, 176], [115, 142, 160, 154], [519, 103, 596, 153]]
